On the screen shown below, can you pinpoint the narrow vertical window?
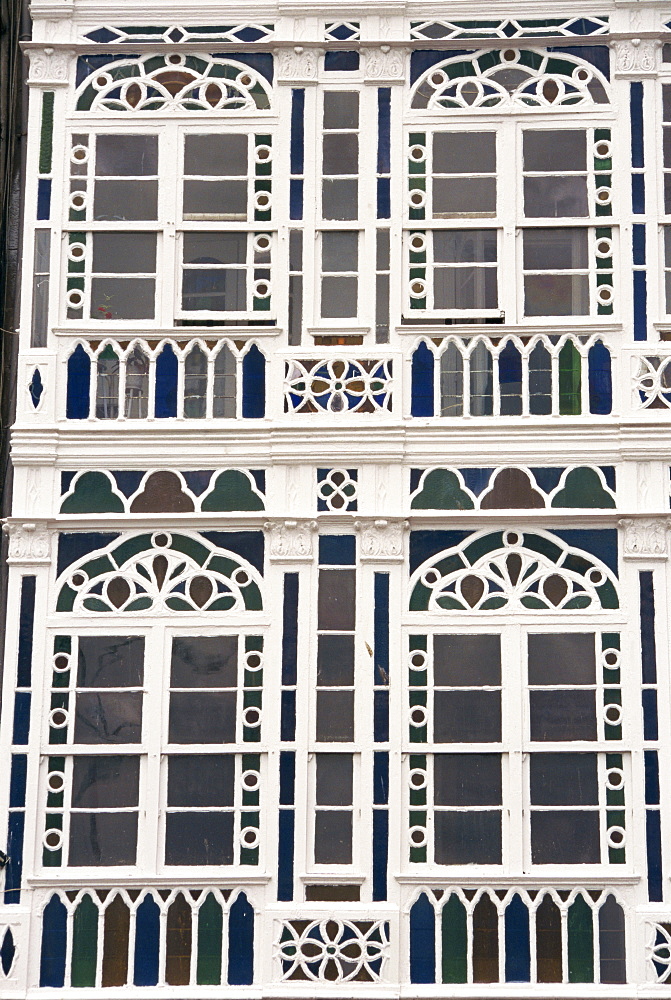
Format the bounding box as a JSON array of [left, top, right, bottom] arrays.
[[31, 230, 50, 348], [288, 230, 303, 346], [321, 91, 359, 221]]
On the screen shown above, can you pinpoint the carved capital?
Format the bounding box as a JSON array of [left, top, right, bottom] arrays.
[[363, 46, 406, 83], [265, 519, 318, 561], [276, 46, 321, 83], [27, 46, 71, 86], [619, 518, 671, 560], [612, 38, 660, 77], [2, 521, 52, 564], [354, 519, 408, 562]]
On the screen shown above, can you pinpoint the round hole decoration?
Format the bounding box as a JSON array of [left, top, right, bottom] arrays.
[[240, 826, 260, 849], [596, 186, 612, 205], [409, 144, 426, 162], [409, 825, 427, 848], [603, 703, 623, 726], [245, 651, 263, 671], [71, 145, 89, 163], [409, 650, 427, 669], [53, 654, 70, 673], [254, 279, 270, 299], [606, 767, 624, 790], [253, 233, 271, 254], [409, 768, 427, 790], [255, 144, 272, 163], [409, 189, 426, 209], [243, 706, 262, 728], [607, 826, 626, 849], [409, 233, 427, 253], [49, 708, 69, 729], [67, 243, 86, 262], [47, 772, 65, 794], [596, 238, 612, 258], [603, 648, 620, 668], [595, 139, 611, 158], [254, 191, 272, 211], [241, 770, 260, 792], [409, 705, 427, 728], [596, 285, 614, 306], [66, 289, 84, 309], [43, 829, 63, 851]]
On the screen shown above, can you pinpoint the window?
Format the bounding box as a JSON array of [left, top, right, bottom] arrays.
[[320, 231, 359, 318]]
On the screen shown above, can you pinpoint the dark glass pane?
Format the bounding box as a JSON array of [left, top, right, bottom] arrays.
[[524, 177, 588, 218], [322, 178, 358, 220], [316, 753, 353, 804], [92, 232, 157, 273], [528, 634, 595, 685], [529, 691, 597, 741], [434, 754, 502, 805], [433, 132, 496, 173], [323, 91, 359, 129], [531, 811, 600, 864], [167, 755, 234, 806], [523, 130, 587, 172], [316, 691, 354, 741], [536, 895, 562, 982], [472, 895, 498, 982], [433, 178, 496, 217], [599, 896, 626, 983], [69, 813, 138, 866], [165, 813, 234, 865], [318, 570, 356, 630], [434, 811, 502, 864], [524, 274, 589, 317], [322, 231, 358, 271], [168, 692, 236, 743], [183, 232, 246, 265], [434, 635, 501, 685], [170, 636, 237, 687], [71, 755, 139, 807], [90, 278, 155, 320], [321, 276, 358, 317], [183, 180, 247, 220], [94, 180, 158, 221], [182, 270, 246, 312], [314, 811, 352, 863], [523, 228, 588, 270], [323, 134, 358, 174], [184, 134, 248, 175], [317, 634, 355, 685], [96, 135, 158, 176], [433, 230, 497, 263], [530, 753, 598, 805], [434, 691, 501, 742], [78, 636, 144, 687], [434, 266, 498, 310], [74, 692, 143, 744]]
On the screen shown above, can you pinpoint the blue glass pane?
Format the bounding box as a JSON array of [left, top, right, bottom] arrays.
[[57, 531, 119, 577], [377, 178, 391, 219], [372, 810, 388, 902], [632, 174, 645, 214], [155, 344, 178, 418], [630, 82, 644, 167], [412, 343, 435, 417], [319, 535, 356, 565], [17, 576, 36, 687], [277, 810, 295, 902], [373, 752, 389, 805], [279, 752, 295, 805], [290, 179, 303, 220], [324, 51, 360, 71], [3, 813, 25, 904], [640, 572, 657, 683], [643, 689, 658, 741], [12, 692, 31, 745], [633, 270, 647, 341], [374, 573, 389, 684], [66, 345, 91, 419], [9, 755, 27, 808], [290, 89, 305, 174], [228, 893, 254, 984], [374, 691, 389, 742], [377, 89, 391, 173], [505, 894, 531, 982], [37, 179, 52, 220], [551, 45, 610, 78], [280, 691, 296, 742], [29, 368, 44, 408], [645, 750, 660, 805], [282, 574, 299, 685], [40, 895, 67, 986], [646, 810, 663, 902], [133, 896, 160, 986], [633, 224, 646, 266], [588, 342, 612, 413], [242, 345, 265, 418], [410, 894, 435, 983]]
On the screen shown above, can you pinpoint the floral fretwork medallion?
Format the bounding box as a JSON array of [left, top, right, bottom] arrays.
[[277, 919, 390, 982]]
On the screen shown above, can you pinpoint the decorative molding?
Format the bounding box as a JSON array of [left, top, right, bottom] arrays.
[[2, 521, 51, 564], [363, 46, 406, 83], [354, 518, 408, 562], [612, 38, 660, 77], [265, 519, 318, 561], [276, 46, 321, 83], [26, 47, 71, 86], [619, 518, 671, 560]]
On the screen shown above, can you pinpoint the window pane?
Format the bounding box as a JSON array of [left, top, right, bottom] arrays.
[[434, 691, 501, 742], [523, 130, 587, 172], [316, 754, 353, 805], [165, 813, 234, 866], [315, 811, 352, 863], [528, 634, 596, 685], [524, 177, 588, 218], [318, 570, 356, 630], [434, 266, 498, 310], [529, 691, 597, 741], [531, 811, 600, 864], [318, 634, 355, 685], [182, 269, 246, 312], [183, 233, 246, 265], [69, 813, 138, 866], [71, 755, 140, 808], [523, 229, 588, 270], [530, 753, 598, 805], [433, 132, 496, 173], [321, 276, 358, 317], [94, 180, 158, 221], [323, 92, 359, 129], [184, 134, 247, 175], [524, 274, 589, 316], [323, 134, 358, 174], [435, 812, 502, 865], [316, 691, 354, 741], [167, 755, 234, 806], [434, 635, 501, 686], [90, 278, 155, 320], [168, 692, 236, 744], [433, 178, 496, 217], [92, 233, 157, 273], [74, 692, 143, 744], [96, 134, 158, 176], [322, 231, 358, 271], [434, 754, 502, 805], [322, 179, 358, 220], [183, 180, 247, 220], [78, 636, 144, 687], [434, 230, 497, 264], [171, 637, 238, 687]]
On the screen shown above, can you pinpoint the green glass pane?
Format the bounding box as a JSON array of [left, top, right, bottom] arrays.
[[201, 471, 264, 512], [559, 341, 581, 415], [39, 92, 54, 174], [568, 895, 594, 983], [197, 894, 223, 985], [442, 894, 467, 983], [61, 472, 125, 514], [412, 469, 474, 510], [551, 468, 615, 509], [71, 894, 99, 987]]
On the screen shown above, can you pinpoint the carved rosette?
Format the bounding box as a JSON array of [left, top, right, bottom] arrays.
[[27, 47, 72, 86], [2, 522, 52, 564], [612, 38, 660, 77], [619, 518, 671, 560], [276, 47, 321, 83], [354, 519, 408, 562], [363, 46, 407, 83], [265, 519, 318, 561]]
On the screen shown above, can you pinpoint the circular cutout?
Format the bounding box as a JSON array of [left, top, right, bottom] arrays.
[[53, 654, 70, 673], [69, 191, 87, 212], [69, 570, 88, 589], [606, 767, 624, 790], [503, 530, 521, 548], [240, 826, 259, 849], [409, 768, 427, 790], [607, 826, 626, 849], [43, 829, 63, 851], [587, 566, 606, 586], [47, 772, 65, 793], [152, 532, 171, 549], [66, 289, 84, 309], [49, 708, 69, 729], [92, 73, 113, 91], [409, 278, 427, 298], [167, 53, 185, 66], [422, 568, 440, 587], [596, 285, 614, 306], [409, 145, 426, 163], [502, 49, 519, 63], [409, 825, 427, 847], [595, 238, 612, 258], [594, 140, 611, 159], [409, 650, 427, 670], [253, 233, 271, 254], [603, 703, 622, 726], [602, 648, 620, 669], [237, 71, 254, 87], [254, 190, 271, 211], [232, 567, 250, 587], [409, 189, 426, 209], [254, 279, 270, 299], [573, 66, 592, 83], [409, 233, 427, 254], [409, 705, 427, 728], [71, 144, 89, 163], [241, 770, 260, 792], [595, 186, 612, 205], [429, 70, 447, 88], [68, 242, 87, 262], [245, 651, 263, 671], [243, 706, 262, 728], [255, 144, 272, 163]]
